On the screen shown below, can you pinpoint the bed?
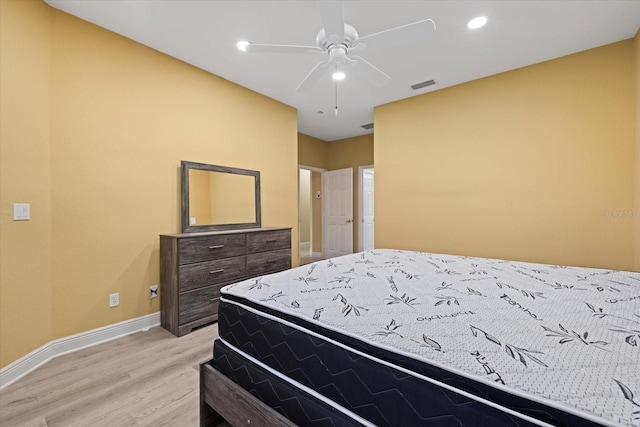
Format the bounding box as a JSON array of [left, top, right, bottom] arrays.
[[200, 249, 640, 426]]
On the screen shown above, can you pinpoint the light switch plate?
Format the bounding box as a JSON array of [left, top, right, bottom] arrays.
[[13, 203, 30, 220]]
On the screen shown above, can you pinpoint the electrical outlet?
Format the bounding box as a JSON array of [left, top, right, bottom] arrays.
[[109, 293, 119, 307], [149, 285, 158, 299]]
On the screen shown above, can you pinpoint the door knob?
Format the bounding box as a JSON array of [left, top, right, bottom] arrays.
[[345, 219, 353, 223]]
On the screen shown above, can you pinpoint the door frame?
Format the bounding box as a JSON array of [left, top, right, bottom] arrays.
[[298, 165, 326, 260], [358, 165, 374, 252]]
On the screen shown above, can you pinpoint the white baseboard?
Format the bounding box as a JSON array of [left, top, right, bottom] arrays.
[[0, 312, 160, 390], [312, 252, 322, 258]]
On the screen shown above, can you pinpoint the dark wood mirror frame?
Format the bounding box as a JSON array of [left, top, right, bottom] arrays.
[[181, 160, 261, 233]]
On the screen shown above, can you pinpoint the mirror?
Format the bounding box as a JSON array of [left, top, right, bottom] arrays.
[[181, 161, 261, 233]]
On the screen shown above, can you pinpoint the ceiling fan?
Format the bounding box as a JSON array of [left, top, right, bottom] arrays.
[[236, 1, 435, 92]]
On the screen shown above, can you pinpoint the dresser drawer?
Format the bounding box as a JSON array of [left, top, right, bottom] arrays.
[[178, 234, 245, 265], [179, 285, 222, 325], [246, 230, 290, 254], [247, 248, 291, 277], [179, 256, 246, 292]]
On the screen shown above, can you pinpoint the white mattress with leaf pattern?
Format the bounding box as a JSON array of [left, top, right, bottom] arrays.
[[222, 249, 640, 426]]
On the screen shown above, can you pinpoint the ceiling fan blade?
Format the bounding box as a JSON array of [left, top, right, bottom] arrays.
[[351, 55, 391, 88], [357, 18, 436, 51], [318, 1, 345, 43], [244, 43, 323, 55], [296, 60, 333, 92]]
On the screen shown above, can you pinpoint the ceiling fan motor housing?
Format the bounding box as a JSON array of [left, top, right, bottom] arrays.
[[316, 23, 359, 53]]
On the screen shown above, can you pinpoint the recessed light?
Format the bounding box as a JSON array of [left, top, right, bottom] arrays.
[[236, 41, 250, 51], [468, 16, 487, 29], [332, 71, 346, 81]]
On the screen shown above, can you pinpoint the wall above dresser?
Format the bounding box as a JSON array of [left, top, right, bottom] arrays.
[[160, 227, 291, 336]]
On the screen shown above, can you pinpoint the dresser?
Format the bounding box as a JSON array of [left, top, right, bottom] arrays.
[[160, 227, 291, 336]]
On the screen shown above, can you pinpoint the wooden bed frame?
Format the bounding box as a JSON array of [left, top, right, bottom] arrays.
[[200, 360, 297, 427]]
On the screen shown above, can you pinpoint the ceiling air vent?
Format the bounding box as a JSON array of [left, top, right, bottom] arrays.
[[361, 123, 374, 130], [411, 79, 436, 90]]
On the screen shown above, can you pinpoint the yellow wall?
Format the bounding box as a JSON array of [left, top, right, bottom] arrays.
[[0, 0, 54, 369], [327, 135, 374, 252], [298, 133, 328, 169], [376, 40, 636, 271], [1, 0, 298, 369]]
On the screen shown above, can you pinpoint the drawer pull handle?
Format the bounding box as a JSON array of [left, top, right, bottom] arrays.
[[208, 245, 224, 250], [209, 269, 225, 274], [266, 239, 277, 243]]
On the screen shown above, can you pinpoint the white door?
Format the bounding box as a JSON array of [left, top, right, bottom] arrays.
[[360, 167, 374, 251], [323, 168, 353, 258]]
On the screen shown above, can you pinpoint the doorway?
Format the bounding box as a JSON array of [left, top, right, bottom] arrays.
[[359, 166, 374, 251], [299, 166, 325, 265]]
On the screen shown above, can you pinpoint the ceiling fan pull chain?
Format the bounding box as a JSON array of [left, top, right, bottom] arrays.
[[335, 80, 339, 117]]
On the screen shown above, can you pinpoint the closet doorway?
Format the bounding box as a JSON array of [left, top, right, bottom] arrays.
[[299, 166, 325, 265]]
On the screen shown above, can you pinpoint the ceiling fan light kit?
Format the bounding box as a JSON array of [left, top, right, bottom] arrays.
[[332, 71, 346, 81]]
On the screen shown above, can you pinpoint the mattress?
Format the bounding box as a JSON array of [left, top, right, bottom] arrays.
[[217, 250, 640, 426], [213, 339, 366, 426]]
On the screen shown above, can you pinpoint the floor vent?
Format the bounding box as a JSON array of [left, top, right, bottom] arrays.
[[361, 123, 374, 130], [411, 79, 436, 90]]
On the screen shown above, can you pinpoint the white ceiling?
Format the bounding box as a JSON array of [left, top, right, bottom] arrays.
[[45, 1, 640, 141]]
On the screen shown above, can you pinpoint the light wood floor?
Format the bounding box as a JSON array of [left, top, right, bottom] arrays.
[[298, 242, 323, 266], [0, 323, 219, 427]]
